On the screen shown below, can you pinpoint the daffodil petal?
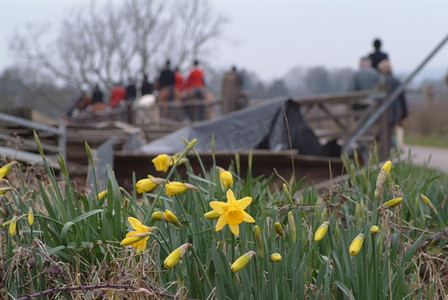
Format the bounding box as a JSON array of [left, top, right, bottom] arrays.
[[215, 215, 227, 231], [135, 236, 149, 253], [128, 217, 146, 231], [226, 189, 237, 206], [209, 201, 228, 215], [242, 211, 255, 223], [229, 224, 240, 236], [126, 230, 140, 237], [236, 197, 252, 210]]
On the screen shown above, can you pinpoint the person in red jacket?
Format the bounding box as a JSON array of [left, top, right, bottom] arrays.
[[109, 82, 126, 108], [185, 60, 204, 90], [174, 67, 184, 92]]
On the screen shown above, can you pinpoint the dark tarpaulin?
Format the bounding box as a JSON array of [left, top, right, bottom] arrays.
[[138, 98, 340, 156]]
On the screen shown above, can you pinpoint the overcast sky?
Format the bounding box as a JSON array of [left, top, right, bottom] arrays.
[[1, 0, 448, 81]]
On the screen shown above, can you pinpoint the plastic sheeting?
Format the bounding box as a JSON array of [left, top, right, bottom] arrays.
[[138, 98, 340, 157]]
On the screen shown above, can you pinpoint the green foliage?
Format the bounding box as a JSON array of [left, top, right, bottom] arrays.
[[1, 136, 448, 299]]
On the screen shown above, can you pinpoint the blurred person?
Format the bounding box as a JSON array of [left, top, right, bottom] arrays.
[[125, 78, 137, 101], [174, 67, 184, 92], [185, 59, 204, 91], [221, 65, 247, 114], [66, 87, 91, 117], [141, 73, 154, 96], [156, 60, 180, 119], [369, 38, 389, 70], [378, 59, 408, 150], [348, 56, 381, 91], [91, 84, 106, 111], [109, 82, 126, 108]]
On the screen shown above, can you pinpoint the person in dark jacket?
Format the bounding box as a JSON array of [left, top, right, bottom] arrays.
[[158, 60, 175, 90], [369, 38, 389, 70], [125, 79, 137, 101], [91, 84, 104, 104], [141, 74, 154, 95], [378, 59, 408, 149]]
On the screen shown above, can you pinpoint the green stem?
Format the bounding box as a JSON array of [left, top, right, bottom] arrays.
[[191, 247, 213, 291]]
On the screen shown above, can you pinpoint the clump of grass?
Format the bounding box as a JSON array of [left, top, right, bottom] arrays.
[[1, 133, 448, 299]]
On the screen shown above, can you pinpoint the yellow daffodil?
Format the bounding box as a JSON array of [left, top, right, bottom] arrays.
[[204, 210, 221, 219], [314, 221, 329, 241], [274, 222, 284, 236], [28, 208, 34, 226], [271, 253, 282, 262], [165, 182, 198, 195], [209, 189, 255, 236], [218, 167, 233, 188], [375, 160, 392, 196], [164, 243, 191, 269], [152, 154, 173, 172], [121, 217, 157, 253], [349, 233, 365, 256], [0, 162, 14, 179], [420, 193, 438, 215], [164, 210, 181, 227], [231, 251, 256, 272], [370, 225, 380, 234]]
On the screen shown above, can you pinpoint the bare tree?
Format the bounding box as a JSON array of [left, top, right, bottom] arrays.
[[10, 0, 226, 90]]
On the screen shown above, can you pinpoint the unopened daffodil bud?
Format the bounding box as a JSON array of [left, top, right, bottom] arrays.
[[231, 251, 256, 272], [217, 167, 233, 188], [270, 253, 282, 262], [378, 197, 403, 211], [28, 207, 34, 226], [274, 222, 284, 236], [254, 225, 264, 257], [370, 225, 380, 234], [288, 211, 296, 243], [164, 243, 191, 269], [349, 233, 365, 256], [375, 160, 392, 196], [164, 210, 181, 227], [152, 211, 164, 220], [136, 177, 162, 194], [204, 210, 221, 219], [0, 162, 15, 179], [165, 182, 198, 195], [420, 193, 438, 215], [314, 221, 329, 241], [97, 189, 107, 200]]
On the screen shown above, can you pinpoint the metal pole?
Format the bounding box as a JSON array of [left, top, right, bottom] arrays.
[[343, 33, 448, 153]]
